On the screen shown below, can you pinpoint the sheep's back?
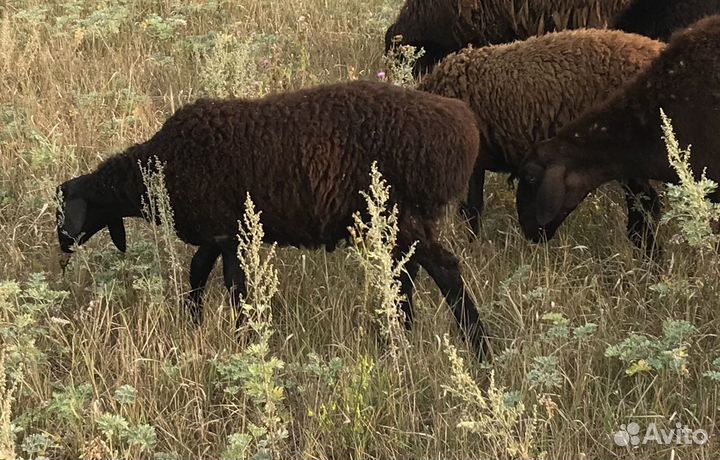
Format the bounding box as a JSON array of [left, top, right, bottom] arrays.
[[611, 0, 720, 42], [140, 81, 479, 247], [418, 28, 664, 169], [390, 0, 632, 49], [554, 15, 720, 182]]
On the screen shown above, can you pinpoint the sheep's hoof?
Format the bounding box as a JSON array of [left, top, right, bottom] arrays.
[[526, 226, 550, 244], [59, 252, 72, 272]]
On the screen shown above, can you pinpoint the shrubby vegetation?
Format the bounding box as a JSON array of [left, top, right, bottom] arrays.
[[1, 0, 719, 458]]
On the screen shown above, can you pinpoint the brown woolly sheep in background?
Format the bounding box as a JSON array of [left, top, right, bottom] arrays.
[[384, 0, 631, 74], [612, 0, 720, 42], [517, 16, 720, 246], [55, 81, 489, 357], [417, 28, 665, 250]]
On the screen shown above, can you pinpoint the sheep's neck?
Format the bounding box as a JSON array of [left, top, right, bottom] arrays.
[[557, 97, 677, 184], [93, 150, 145, 219]]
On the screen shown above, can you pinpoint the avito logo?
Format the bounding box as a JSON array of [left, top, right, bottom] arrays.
[[614, 421, 708, 447]]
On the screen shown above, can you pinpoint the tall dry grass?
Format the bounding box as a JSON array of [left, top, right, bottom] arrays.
[[1, 0, 720, 458]]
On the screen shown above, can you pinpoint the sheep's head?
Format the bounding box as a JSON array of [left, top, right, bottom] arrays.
[[56, 175, 127, 254], [516, 140, 606, 242], [384, 31, 457, 76], [383, 1, 461, 76]]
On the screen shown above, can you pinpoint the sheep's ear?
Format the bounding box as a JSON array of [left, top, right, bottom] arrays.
[[107, 218, 127, 252], [64, 198, 87, 236], [535, 165, 566, 226]]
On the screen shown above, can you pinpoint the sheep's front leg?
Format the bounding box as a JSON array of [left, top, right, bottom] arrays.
[[415, 238, 490, 360], [622, 178, 661, 258], [219, 243, 248, 331], [460, 167, 485, 237], [186, 245, 222, 324]]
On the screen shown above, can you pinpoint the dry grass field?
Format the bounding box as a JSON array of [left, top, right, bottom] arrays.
[[1, 0, 720, 459]]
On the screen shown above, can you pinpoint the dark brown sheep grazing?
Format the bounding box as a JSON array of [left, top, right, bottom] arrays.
[[612, 0, 720, 42], [385, 0, 631, 74], [417, 28, 665, 248], [517, 16, 720, 245], [55, 81, 488, 356]]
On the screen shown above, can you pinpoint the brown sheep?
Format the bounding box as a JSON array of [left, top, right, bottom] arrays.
[[385, 0, 631, 74], [612, 0, 720, 42], [55, 81, 488, 357], [516, 16, 720, 246], [417, 28, 665, 250]]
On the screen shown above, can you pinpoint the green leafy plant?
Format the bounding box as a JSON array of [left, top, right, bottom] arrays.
[[704, 358, 720, 382], [20, 432, 58, 460], [659, 109, 720, 249], [0, 274, 68, 374], [573, 323, 598, 340], [96, 412, 157, 458], [141, 14, 187, 41], [46, 383, 92, 424], [140, 157, 183, 305], [73, 5, 130, 43], [22, 130, 73, 168], [350, 162, 414, 357], [199, 33, 275, 99], [542, 312, 570, 341], [0, 350, 18, 460], [113, 385, 137, 406], [216, 194, 288, 459], [605, 319, 696, 376], [442, 335, 545, 459], [12, 7, 49, 26], [299, 353, 344, 387], [381, 41, 424, 87], [527, 356, 563, 392], [312, 355, 377, 456]]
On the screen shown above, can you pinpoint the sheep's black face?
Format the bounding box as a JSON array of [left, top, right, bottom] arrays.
[[517, 169, 551, 243], [517, 141, 600, 243], [516, 160, 564, 243], [516, 143, 575, 242], [384, 26, 401, 55], [56, 193, 78, 253], [56, 176, 127, 254], [56, 204, 105, 253], [384, 15, 459, 77]]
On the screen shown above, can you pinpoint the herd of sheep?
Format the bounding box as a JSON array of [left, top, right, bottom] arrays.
[[56, 0, 720, 359]]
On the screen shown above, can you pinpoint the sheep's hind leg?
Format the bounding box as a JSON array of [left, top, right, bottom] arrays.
[[415, 237, 489, 360], [622, 178, 661, 258], [186, 245, 221, 325], [219, 243, 248, 331], [460, 167, 485, 237]]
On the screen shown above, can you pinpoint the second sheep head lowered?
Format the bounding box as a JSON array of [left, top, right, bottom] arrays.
[[515, 14, 720, 243], [514, 138, 616, 242], [56, 173, 139, 254]]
